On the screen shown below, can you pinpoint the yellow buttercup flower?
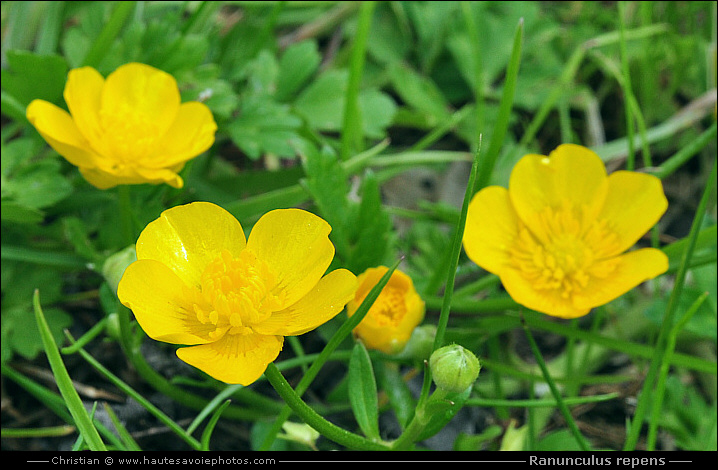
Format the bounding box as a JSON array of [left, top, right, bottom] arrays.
[[117, 202, 357, 385], [463, 144, 669, 319], [26, 63, 216, 189], [347, 266, 425, 354]]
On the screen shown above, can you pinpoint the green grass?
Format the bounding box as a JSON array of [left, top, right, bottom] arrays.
[[1, 0, 716, 453]]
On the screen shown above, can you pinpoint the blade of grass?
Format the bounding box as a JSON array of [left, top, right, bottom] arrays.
[[518, 23, 669, 152], [201, 400, 232, 451], [654, 121, 717, 180], [647, 292, 710, 450], [103, 402, 142, 451], [460, 2, 484, 152], [618, 1, 636, 171], [395, 138, 483, 449], [340, 0, 375, 160], [33, 290, 106, 451], [81, 2, 136, 68], [624, 159, 717, 450], [473, 18, 523, 193], [187, 384, 242, 435], [521, 312, 591, 451], [465, 392, 620, 408], [63, 330, 203, 450], [35, 1, 64, 54], [1, 245, 88, 269], [1, 425, 76, 438]]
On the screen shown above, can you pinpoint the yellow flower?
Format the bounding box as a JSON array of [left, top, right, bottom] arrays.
[[117, 202, 357, 385], [463, 144, 669, 319], [347, 266, 425, 354], [26, 63, 216, 189]]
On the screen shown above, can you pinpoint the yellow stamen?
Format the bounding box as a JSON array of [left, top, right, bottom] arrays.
[[190, 249, 283, 340]]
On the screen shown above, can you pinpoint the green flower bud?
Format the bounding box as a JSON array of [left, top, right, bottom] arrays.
[[396, 324, 436, 361], [102, 245, 137, 295], [429, 344, 481, 393]]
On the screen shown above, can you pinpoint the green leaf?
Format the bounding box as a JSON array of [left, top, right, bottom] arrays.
[[300, 144, 350, 247], [348, 341, 380, 440], [376, 362, 415, 429], [226, 95, 304, 160], [276, 40, 321, 102], [3, 159, 73, 209], [348, 171, 393, 273], [0, 201, 44, 225], [387, 62, 452, 127], [417, 386, 472, 441], [294, 69, 395, 138], [0, 51, 68, 108], [4, 305, 72, 361]]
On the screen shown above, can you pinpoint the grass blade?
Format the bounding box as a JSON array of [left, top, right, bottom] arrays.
[[33, 290, 106, 451], [473, 18, 524, 193]]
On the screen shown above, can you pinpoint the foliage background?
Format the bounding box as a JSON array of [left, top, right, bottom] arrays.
[[1, 1, 716, 452]]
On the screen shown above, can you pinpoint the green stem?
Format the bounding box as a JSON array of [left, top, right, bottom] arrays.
[[117, 185, 136, 248], [263, 363, 390, 450]]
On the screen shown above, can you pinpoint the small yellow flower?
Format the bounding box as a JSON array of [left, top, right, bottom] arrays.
[[347, 266, 425, 354], [463, 144, 668, 318], [117, 202, 357, 385], [26, 63, 216, 189]]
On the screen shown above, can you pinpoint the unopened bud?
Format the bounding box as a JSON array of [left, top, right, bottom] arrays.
[[102, 245, 137, 295], [429, 344, 480, 393]]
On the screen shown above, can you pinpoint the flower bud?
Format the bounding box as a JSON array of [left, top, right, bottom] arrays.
[[396, 324, 436, 361], [429, 344, 481, 393], [347, 266, 425, 354], [102, 245, 137, 295]]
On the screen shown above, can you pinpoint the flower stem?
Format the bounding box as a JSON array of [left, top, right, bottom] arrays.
[[263, 363, 390, 451], [117, 185, 135, 247]]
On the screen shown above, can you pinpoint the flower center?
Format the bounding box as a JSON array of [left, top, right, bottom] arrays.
[[189, 250, 283, 340], [370, 287, 407, 326], [510, 205, 621, 300], [99, 103, 162, 164]]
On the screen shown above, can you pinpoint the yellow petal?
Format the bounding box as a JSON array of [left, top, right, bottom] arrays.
[[79, 166, 184, 190], [597, 171, 668, 256], [176, 333, 283, 385], [135, 202, 246, 288], [64, 66, 106, 151], [252, 269, 358, 336], [573, 248, 668, 310], [99, 63, 180, 138], [500, 267, 591, 319], [509, 144, 608, 243], [26, 99, 98, 168], [247, 209, 335, 307], [150, 102, 217, 167], [117, 259, 215, 345], [462, 186, 520, 275]]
